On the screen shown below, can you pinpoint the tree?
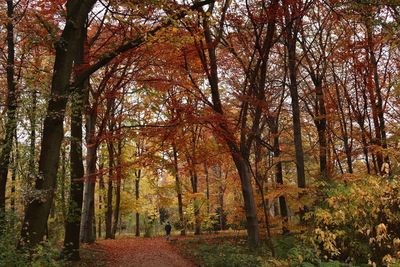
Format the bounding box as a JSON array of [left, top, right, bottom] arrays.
[[0, 0, 17, 222], [19, 0, 97, 248]]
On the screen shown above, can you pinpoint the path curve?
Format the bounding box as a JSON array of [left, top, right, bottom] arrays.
[[95, 237, 197, 267]]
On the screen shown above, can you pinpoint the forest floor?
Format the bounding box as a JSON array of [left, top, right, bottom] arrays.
[[84, 237, 198, 267]]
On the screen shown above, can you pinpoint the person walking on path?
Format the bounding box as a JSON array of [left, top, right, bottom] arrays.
[[165, 222, 172, 241]]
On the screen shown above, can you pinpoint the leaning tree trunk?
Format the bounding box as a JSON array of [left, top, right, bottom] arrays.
[[19, 1, 96, 248]]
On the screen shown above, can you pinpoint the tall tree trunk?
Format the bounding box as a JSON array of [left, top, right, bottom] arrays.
[[217, 166, 226, 231], [10, 131, 18, 214], [314, 80, 328, 179], [172, 145, 185, 235], [285, 10, 306, 189], [112, 181, 121, 237], [81, 111, 97, 243], [98, 163, 104, 238], [204, 163, 210, 215], [231, 156, 260, 246], [333, 76, 353, 174], [202, 15, 260, 247], [105, 141, 114, 239], [269, 119, 289, 232], [135, 169, 141, 237], [0, 0, 17, 220], [112, 139, 122, 237], [60, 146, 67, 222], [366, 19, 388, 174], [254, 138, 275, 256], [191, 168, 201, 235], [19, 0, 96, 248], [29, 89, 37, 178], [63, 24, 88, 260]]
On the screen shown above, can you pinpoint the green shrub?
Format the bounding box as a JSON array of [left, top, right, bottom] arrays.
[[0, 211, 63, 267], [192, 243, 262, 267], [273, 234, 321, 266]]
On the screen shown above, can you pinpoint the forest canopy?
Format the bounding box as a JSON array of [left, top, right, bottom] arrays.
[[0, 0, 400, 266]]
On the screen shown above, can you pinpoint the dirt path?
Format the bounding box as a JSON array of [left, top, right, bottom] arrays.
[[94, 237, 197, 267]]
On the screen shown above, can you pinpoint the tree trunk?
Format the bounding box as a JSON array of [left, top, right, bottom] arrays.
[[366, 19, 388, 173], [204, 163, 210, 215], [81, 111, 97, 243], [269, 119, 289, 232], [191, 169, 201, 235], [60, 146, 67, 222], [20, 1, 96, 248], [112, 140, 122, 237], [105, 141, 114, 239], [172, 145, 185, 235], [314, 80, 328, 179], [0, 0, 17, 219], [98, 164, 104, 238], [135, 169, 141, 237], [285, 14, 306, 189], [63, 24, 88, 260], [29, 88, 37, 179], [202, 15, 260, 247], [10, 132, 18, 214], [232, 156, 260, 247]]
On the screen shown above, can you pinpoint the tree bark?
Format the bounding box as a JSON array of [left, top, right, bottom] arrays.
[[191, 168, 201, 235], [204, 163, 210, 215], [81, 110, 98, 243], [172, 145, 185, 235], [112, 139, 122, 236], [269, 118, 289, 231], [366, 19, 388, 174], [135, 169, 141, 237], [105, 141, 114, 239], [0, 0, 17, 219], [98, 163, 105, 238], [10, 131, 18, 214], [201, 12, 260, 247], [63, 23, 88, 260], [284, 7, 306, 189], [29, 89, 37, 179], [20, 0, 97, 248]]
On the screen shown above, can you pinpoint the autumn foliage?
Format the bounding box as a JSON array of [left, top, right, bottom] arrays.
[[0, 0, 400, 266]]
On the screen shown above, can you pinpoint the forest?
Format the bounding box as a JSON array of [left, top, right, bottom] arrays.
[[0, 0, 400, 266]]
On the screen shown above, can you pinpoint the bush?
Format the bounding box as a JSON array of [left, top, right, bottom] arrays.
[[305, 176, 400, 265], [273, 234, 321, 266], [0, 211, 63, 267], [192, 243, 262, 267]]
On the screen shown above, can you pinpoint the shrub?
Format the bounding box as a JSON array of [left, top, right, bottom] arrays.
[[192, 243, 262, 267], [305, 176, 400, 265], [0, 211, 63, 267]]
